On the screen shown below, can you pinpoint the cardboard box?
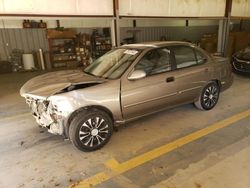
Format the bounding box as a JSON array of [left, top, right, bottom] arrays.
[[200, 34, 217, 53], [229, 32, 250, 56], [47, 29, 76, 39]]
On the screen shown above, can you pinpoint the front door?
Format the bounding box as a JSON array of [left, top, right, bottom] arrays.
[[121, 47, 180, 120]]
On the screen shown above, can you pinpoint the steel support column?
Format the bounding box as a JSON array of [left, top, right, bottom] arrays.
[[111, 0, 120, 47], [218, 0, 232, 57], [217, 19, 230, 56]]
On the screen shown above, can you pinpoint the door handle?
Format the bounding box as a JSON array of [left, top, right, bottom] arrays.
[[166, 77, 175, 83]]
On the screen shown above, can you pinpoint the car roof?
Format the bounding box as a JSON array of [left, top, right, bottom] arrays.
[[121, 41, 194, 50]]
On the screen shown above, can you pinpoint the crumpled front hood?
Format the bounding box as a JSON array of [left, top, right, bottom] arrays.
[[20, 69, 105, 98]]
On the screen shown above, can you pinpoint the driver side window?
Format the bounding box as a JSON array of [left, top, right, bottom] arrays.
[[135, 48, 171, 76]]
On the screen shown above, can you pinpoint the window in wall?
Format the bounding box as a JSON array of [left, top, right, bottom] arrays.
[[135, 48, 171, 76]]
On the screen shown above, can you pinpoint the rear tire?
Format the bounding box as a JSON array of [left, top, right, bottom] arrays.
[[194, 82, 220, 110], [69, 109, 113, 152]]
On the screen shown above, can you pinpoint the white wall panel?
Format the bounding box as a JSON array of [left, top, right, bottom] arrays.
[[136, 20, 185, 27], [170, 0, 226, 17], [77, 0, 113, 16], [0, 18, 219, 29], [189, 20, 219, 26], [119, 20, 133, 27], [120, 19, 219, 27], [0, 0, 113, 15], [231, 0, 250, 17], [59, 19, 111, 28], [0, 0, 228, 17], [0, 19, 112, 28], [119, 0, 226, 17], [0, 19, 22, 28]]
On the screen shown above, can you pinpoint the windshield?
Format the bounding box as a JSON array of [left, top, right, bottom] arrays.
[[236, 48, 250, 60], [84, 48, 141, 79], [236, 52, 250, 60]]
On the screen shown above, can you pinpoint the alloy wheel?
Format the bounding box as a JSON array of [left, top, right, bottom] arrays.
[[79, 117, 109, 147], [203, 85, 219, 108]]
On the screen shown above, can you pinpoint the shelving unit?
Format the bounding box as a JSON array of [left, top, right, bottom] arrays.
[[46, 29, 112, 68], [75, 33, 92, 67], [91, 30, 112, 59], [47, 29, 78, 68], [48, 38, 78, 68]]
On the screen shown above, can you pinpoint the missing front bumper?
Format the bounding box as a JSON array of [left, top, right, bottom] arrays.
[[26, 97, 65, 135]]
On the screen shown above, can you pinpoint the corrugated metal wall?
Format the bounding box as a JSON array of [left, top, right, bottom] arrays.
[[0, 28, 94, 61], [120, 26, 219, 43], [241, 20, 250, 32], [0, 25, 234, 61], [0, 29, 48, 60]]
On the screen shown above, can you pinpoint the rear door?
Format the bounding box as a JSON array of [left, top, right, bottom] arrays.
[[169, 45, 211, 103]]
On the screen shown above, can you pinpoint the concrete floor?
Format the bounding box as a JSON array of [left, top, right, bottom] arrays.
[[0, 71, 250, 188]]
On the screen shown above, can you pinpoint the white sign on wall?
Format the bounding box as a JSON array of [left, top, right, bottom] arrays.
[[119, 0, 226, 17], [0, 0, 114, 16], [231, 0, 250, 17]]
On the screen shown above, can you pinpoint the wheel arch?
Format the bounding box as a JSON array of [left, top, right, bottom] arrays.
[[211, 79, 222, 90], [64, 105, 114, 138]]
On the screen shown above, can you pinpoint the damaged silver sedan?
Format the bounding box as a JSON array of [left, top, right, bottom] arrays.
[[20, 41, 233, 151]]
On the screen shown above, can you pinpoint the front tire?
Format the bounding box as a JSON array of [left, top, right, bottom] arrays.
[[69, 109, 113, 152], [194, 82, 220, 110]]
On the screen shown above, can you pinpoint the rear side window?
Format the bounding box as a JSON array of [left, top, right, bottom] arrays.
[[172, 46, 197, 69], [195, 49, 207, 64]]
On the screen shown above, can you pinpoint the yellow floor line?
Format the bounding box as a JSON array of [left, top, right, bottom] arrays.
[[71, 172, 110, 188], [70, 109, 250, 188], [0, 112, 30, 122]]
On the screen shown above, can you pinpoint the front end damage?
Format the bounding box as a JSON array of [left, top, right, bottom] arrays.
[[20, 70, 106, 136], [25, 96, 65, 135]]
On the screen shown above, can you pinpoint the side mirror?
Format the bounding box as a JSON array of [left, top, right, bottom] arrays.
[[128, 70, 146, 81]]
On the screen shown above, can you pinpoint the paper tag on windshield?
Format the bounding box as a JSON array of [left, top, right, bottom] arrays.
[[124, 49, 138, 55]]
